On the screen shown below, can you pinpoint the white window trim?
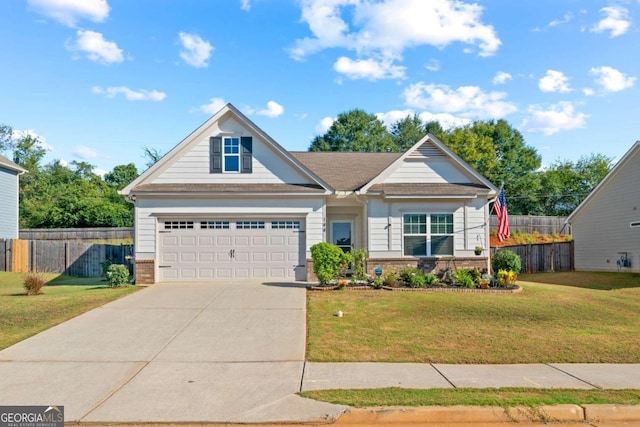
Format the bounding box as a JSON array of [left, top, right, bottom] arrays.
[[402, 212, 454, 257], [223, 136, 241, 173]]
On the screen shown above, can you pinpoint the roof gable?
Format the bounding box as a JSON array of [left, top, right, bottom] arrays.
[[0, 154, 27, 174], [360, 134, 498, 195], [567, 141, 640, 223], [122, 104, 331, 195]]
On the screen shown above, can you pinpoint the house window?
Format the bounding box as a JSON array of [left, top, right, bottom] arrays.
[[223, 137, 240, 172], [201, 221, 229, 229], [236, 221, 265, 229], [403, 213, 453, 256]]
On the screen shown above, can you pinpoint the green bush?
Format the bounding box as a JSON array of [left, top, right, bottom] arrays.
[[408, 271, 427, 288], [382, 269, 399, 287], [106, 264, 130, 287], [454, 269, 475, 288], [310, 243, 351, 285], [351, 248, 368, 281], [100, 259, 113, 279], [23, 271, 48, 295], [424, 273, 437, 285], [492, 249, 522, 274], [398, 266, 418, 284]]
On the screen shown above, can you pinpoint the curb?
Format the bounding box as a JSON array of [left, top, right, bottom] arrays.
[[333, 404, 640, 424]]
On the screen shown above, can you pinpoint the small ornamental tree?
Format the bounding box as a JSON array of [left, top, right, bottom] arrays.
[[492, 249, 522, 275], [310, 242, 351, 285]]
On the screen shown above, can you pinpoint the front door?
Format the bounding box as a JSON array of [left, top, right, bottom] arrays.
[[331, 221, 353, 254]]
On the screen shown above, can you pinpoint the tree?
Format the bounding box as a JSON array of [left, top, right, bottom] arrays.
[[104, 163, 138, 190], [390, 114, 427, 151], [142, 146, 163, 169], [309, 109, 396, 152], [0, 123, 14, 152]]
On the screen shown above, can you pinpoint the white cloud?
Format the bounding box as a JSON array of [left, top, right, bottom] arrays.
[[493, 71, 512, 85], [333, 56, 406, 80], [590, 66, 636, 92], [73, 145, 100, 159], [591, 6, 630, 38], [68, 30, 124, 64], [94, 168, 107, 177], [240, 0, 251, 11], [256, 101, 284, 118], [92, 86, 166, 101], [583, 88, 595, 96], [27, 0, 109, 27], [521, 101, 588, 135], [289, 0, 501, 71], [424, 59, 440, 72], [402, 82, 517, 119], [538, 70, 572, 93], [375, 109, 469, 130], [178, 32, 214, 68], [11, 129, 53, 151], [315, 116, 335, 134], [549, 12, 573, 27], [197, 97, 227, 115], [58, 158, 68, 167]]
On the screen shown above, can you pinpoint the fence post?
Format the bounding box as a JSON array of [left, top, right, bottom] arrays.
[[64, 242, 70, 272]]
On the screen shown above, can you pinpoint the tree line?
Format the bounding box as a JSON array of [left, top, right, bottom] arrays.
[[2, 111, 612, 229]]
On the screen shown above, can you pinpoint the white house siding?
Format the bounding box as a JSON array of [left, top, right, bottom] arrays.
[[367, 197, 488, 258], [383, 159, 472, 184], [151, 116, 312, 185], [134, 196, 325, 259], [0, 167, 19, 239], [572, 149, 640, 272]]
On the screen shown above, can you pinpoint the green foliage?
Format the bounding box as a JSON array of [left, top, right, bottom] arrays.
[[142, 146, 164, 169], [470, 268, 482, 284], [351, 248, 368, 281], [309, 109, 395, 152], [454, 269, 475, 288], [100, 259, 113, 278], [104, 163, 139, 190], [382, 269, 399, 287], [497, 269, 517, 287], [0, 123, 15, 152], [398, 266, 418, 283], [492, 249, 522, 274], [424, 273, 437, 285], [408, 271, 427, 288], [390, 114, 426, 151], [23, 271, 48, 295], [372, 277, 384, 289], [106, 264, 130, 287], [311, 243, 351, 285]]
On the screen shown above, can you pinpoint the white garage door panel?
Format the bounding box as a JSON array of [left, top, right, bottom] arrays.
[[159, 219, 304, 281]]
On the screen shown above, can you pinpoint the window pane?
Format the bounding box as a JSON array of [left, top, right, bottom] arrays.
[[431, 236, 453, 255], [404, 214, 426, 234], [404, 236, 427, 256], [224, 138, 240, 154], [431, 214, 453, 234], [225, 156, 239, 171]]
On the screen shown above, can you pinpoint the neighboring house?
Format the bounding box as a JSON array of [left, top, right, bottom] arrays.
[[121, 104, 498, 284], [567, 141, 640, 272], [0, 154, 26, 239]]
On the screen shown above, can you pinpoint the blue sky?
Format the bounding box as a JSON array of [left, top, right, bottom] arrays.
[[1, 0, 638, 175]]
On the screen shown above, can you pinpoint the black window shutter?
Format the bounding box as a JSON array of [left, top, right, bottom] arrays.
[[240, 136, 252, 173], [210, 136, 222, 173]]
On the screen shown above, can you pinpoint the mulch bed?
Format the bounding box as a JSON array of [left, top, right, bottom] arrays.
[[308, 284, 522, 293]]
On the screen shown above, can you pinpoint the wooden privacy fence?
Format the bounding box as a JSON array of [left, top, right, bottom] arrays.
[[19, 227, 134, 242], [491, 241, 574, 273], [490, 215, 571, 235], [0, 239, 134, 277]]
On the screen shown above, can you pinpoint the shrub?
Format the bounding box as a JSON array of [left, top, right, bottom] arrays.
[[23, 271, 48, 295], [424, 273, 437, 285], [454, 269, 475, 288], [106, 264, 130, 287], [310, 242, 351, 285], [351, 248, 368, 281], [100, 259, 113, 279], [398, 266, 418, 284], [497, 269, 517, 287], [382, 269, 399, 287], [408, 271, 427, 288], [372, 277, 384, 289], [492, 249, 522, 274]]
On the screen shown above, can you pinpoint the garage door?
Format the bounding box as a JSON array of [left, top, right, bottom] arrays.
[[158, 219, 304, 281]]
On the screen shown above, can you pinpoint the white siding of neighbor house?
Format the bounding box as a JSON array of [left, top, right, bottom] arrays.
[[0, 167, 19, 239], [134, 197, 325, 260], [571, 148, 640, 272], [367, 197, 488, 258], [383, 159, 472, 184], [151, 115, 313, 185]]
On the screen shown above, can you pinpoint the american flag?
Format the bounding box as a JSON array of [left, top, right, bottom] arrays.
[[494, 188, 510, 242]]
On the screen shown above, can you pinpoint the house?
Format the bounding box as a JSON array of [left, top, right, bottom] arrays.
[[567, 141, 640, 272], [121, 104, 498, 284], [0, 154, 26, 240]]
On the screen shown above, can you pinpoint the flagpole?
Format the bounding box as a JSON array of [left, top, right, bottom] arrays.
[[489, 182, 504, 215]]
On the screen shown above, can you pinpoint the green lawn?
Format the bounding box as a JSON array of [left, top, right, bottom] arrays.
[[301, 388, 640, 408], [0, 272, 139, 350], [306, 271, 640, 363]]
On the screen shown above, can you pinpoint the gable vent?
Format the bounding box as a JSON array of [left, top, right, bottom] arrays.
[[409, 142, 446, 159]]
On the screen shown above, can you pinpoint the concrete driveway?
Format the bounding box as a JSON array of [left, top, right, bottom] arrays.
[[0, 282, 345, 423]]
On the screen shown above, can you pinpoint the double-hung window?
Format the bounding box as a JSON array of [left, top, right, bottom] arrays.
[[223, 137, 240, 172], [403, 213, 454, 256]]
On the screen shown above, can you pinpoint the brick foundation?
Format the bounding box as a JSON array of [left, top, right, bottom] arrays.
[[306, 257, 489, 282], [135, 259, 155, 285]]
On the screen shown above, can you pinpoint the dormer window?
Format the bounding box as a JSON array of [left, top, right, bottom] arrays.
[[210, 136, 253, 174]]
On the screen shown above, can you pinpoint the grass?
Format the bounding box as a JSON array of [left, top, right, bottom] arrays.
[[300, 388, 640, 408], [0, 271, 139, 350], [306, 271, 640, 363]]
